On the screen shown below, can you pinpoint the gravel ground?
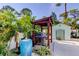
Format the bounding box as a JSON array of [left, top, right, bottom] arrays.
[[32, 52, 39, 56]]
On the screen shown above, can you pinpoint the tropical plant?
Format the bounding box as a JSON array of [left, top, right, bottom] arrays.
[[0, 5, 34, 55], [72, 18, 79, 29], [0, 5, 18, 53], [17, 15, 32, 38], [71, 20, 77, 29], [0, 43, 18, 56], [34, 25, 41, 33], [51, 12, 57, 20], [63, 18, 72, 25], [69, 9, 79, 19], [36, 46, 51, 56], [51, 12, 59, 25], [68, 9, 79, 29], [0, 9, 17, 42], [60, 12, 68, 18], [56, 3, 68, 19]]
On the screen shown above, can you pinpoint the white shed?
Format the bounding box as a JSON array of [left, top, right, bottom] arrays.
[[52, 23, 71, 40]]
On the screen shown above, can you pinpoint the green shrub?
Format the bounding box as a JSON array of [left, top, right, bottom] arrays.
[[0, 43, 6, 56], [36, 46, 51, 56], [0, 42, 17, 56]]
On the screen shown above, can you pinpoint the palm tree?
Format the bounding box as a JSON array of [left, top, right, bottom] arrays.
[[69, 9, 79, 19], [69, 9, 79, 29], [51, 12, 58, 25], [56, 3, 68, 19]]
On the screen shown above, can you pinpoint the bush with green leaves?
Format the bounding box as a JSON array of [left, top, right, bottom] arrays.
[[0, 5, 33, 56], [0, 43, 6, 56], [16, 15, 32, 38], [36, 46, 51, 56], [0, 42, 18, 56]]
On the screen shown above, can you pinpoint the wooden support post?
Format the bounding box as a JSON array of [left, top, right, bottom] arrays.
[[51, 25, 52, 43], [15, 32, 19, 50], [47, 18, 52, 47], [50, 20, 52, 43], [41, 26, 43, 32], [47, 22, 50, 46], [32, 24, 35, 46]]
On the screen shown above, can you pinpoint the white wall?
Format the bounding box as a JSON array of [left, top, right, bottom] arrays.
[[52, 24, 71, 40]]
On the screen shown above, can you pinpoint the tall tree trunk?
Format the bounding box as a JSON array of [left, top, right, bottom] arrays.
[[15, 32, 19, 50], [64, 3, 67, 19]]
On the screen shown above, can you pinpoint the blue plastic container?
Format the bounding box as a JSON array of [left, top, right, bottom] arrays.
[[20, 39, 32, 56]]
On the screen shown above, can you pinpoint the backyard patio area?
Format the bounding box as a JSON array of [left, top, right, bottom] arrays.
[[1, 3, 79, 56]]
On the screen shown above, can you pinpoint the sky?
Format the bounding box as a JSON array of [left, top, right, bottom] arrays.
[[0, 3, 79, 20]]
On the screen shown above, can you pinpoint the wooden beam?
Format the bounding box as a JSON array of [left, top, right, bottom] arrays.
[[51, 25, 52, 43], [33, 16, 51, 23], [47, 21, 50, 47], [32, 16, 53, 47], [32, 24, 35, 46], [34, 21, 48, 25], [50, 19, 52, 43], [47, 18, 53, 47], [41, 26, 43, 32]]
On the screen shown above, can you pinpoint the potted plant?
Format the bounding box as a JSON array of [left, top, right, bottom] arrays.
[[16, 15, 33, 56]]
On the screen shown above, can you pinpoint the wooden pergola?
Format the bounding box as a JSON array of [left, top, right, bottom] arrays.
[[32, 16, 53, 47]]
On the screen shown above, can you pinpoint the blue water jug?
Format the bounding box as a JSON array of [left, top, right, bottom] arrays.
[[20, 39, 32, 56]]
